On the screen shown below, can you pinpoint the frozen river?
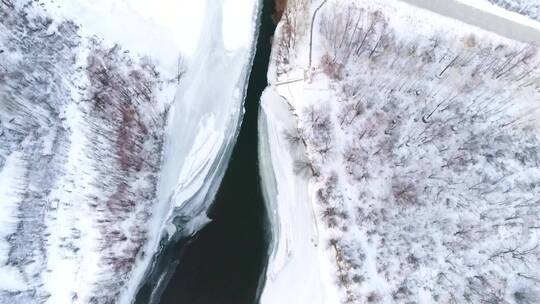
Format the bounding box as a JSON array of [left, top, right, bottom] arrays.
[[138, 1, 275, 303]]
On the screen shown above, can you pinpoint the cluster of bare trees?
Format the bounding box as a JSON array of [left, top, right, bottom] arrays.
[[318, 5, 389, 79], [0, 6, 82, 303], [274, 0, 308, 76], [1, 2, 173, 301], [83, 39, 169, 302], [280, 0, 540, 302]]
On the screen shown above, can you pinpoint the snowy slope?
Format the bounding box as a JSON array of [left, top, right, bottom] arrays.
[[0, 0, 259, 303], [259, 88, 341, 304], [401, 0, 540, 44], [484, 0, 540, 21], [260, 0, 540, 303]]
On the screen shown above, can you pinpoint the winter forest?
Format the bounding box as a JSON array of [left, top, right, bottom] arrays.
[[1, 0, 540, 303]]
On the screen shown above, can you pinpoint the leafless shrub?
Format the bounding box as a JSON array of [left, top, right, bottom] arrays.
[[391, 179, 418, 205], [350, 274, 363, 285], [337, 273, 350, 287], [339, 101, 364, 126], [316, 173, 339, 205], [488, 243, 540, 263], [366, 292, 381, 303], [392, 284, 413, 301], [406, 254, 420, 269], [328, 237, 339, 248], [283, 128, 303, 148], [293, 158, 316, 177], [320, 53, 343, 79], [464, 275, 507, 304], [322, 207, 349, 228], [275, 0, 308, 75], [303, 105, 333, 157], [320, 4, 390, 68], [514, 288, 540, 304]]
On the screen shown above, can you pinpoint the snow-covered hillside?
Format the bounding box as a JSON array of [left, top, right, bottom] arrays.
[[485, 0, 540, 21], [0, 0, 259, 303], [260, 0, 540, 303]]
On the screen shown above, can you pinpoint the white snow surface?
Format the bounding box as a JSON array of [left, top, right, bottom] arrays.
[[42, 0, 204, 62], [259, 88, 341, 304], [260, 0, 540, 303], [0, 0, 259, 303], [405, 0, 540, 44], [475, 0, 540, 22]]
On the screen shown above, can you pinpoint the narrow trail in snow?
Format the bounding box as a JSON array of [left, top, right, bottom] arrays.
[[156, 1, 276, 303]]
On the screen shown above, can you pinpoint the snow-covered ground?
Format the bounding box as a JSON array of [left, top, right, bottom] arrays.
[[0, 0, 259, 303], [402, 0, 540, 44], [483, 0, 540, 21], [259, 88, 341, 304], [259, 0, 540, 303]]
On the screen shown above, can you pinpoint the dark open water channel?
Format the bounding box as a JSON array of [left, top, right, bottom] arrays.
[[156, 1, 276, 303]]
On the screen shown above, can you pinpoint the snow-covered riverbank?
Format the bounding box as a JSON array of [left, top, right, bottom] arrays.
[[259, 0, 540, 302], [259, 87, 340, 304], [0, 0, 259, 303]]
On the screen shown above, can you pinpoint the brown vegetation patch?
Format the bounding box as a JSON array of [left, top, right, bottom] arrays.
[[84, 40, 167, 302], [273, 0, 288, 24]]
